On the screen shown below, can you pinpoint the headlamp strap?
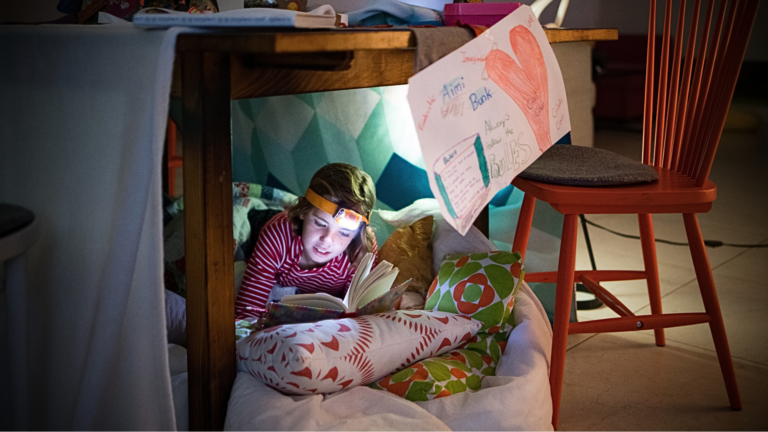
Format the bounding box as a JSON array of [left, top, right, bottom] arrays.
[[305, 188, 369, 224]]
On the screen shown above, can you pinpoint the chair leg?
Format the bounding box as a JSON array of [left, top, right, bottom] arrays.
[[682, 213, 742, 410], [550, 213, 578, 430], [638, 214, 665, 346], [512, 194, 536, 260]]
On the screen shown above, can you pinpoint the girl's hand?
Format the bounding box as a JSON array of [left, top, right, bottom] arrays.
[[251, 315, 269, 332]]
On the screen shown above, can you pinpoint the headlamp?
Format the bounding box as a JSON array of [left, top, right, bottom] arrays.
[[305, 188, 369, 231]]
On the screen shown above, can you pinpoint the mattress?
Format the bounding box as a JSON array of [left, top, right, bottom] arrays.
[[224, 280, 553, 431]]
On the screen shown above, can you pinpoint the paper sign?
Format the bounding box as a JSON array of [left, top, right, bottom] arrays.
[[408, 5, 570, 235]]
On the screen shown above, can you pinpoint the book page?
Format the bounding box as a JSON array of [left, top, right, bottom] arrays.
[[354, 260, 391, 293], [349, 260, 392, 307], [343, 253, 374, 310], [354, 268, 398, 309], [356, 279, 411, 316], [280, 293, 346, 311]]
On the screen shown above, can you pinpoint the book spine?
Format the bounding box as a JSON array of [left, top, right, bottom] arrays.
[[133, 15, 295, 27]]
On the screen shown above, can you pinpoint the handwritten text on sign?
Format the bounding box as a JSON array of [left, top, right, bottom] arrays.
[[408, 5, 570, 235]]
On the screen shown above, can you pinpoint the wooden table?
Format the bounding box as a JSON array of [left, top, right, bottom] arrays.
[[175, 27, 617, 431]]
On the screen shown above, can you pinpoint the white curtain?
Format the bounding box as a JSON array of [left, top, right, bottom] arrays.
[[0, 22, 181, 430]]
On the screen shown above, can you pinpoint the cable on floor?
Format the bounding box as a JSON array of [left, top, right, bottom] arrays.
[[582, 217, 768, 248]]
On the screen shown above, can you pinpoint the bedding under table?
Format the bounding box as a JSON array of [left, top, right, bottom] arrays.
[[173, 27, 618, 431]]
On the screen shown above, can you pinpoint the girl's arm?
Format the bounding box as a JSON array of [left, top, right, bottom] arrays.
[[235, 217, 288, 319]]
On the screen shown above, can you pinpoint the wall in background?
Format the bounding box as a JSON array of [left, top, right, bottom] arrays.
[[551, 0, 767, 62], [608, 0, 764, 62], [2, 0, 64, 23]]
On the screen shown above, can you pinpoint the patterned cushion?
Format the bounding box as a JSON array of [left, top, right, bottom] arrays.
[[465, 330, 510, 364], [377, 215, 434, 303], [369, 330, 508, 401], [369, 347, 495, 401], [237, 310, 482, 395], [425, 251, 524, 333], [366, 251, 524, 401]]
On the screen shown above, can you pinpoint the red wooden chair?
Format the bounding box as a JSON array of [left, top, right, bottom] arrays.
[[511, 0, 758, 428]]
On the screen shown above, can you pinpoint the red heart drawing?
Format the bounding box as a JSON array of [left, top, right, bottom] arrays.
[[486, 25, 551, 153]]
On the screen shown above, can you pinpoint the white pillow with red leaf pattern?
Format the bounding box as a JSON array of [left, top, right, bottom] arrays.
[[236, 310, 482, 395]]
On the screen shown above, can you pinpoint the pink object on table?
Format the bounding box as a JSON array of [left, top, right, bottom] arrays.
[[442, 2, 521, 27]]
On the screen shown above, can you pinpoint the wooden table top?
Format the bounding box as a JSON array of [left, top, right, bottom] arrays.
[[171, 27, 617, 100], [175, 27, 618, 53]]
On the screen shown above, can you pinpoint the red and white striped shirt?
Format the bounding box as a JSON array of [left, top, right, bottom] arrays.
[[235, 212, 378, 319]]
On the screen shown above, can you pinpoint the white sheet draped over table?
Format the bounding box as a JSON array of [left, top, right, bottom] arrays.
[[0, 23, 182, 430]]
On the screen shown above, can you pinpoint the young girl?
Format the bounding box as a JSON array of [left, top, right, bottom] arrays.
[[235, 163, 378, 320]]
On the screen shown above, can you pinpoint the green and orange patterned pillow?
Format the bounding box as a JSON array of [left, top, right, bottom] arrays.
[[425, 251, 524, 333], [368, 332, 509, 401], [369, 251, 524, 401], [369, 347, 496, 400]]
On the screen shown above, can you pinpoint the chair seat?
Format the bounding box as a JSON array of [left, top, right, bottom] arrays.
[[519, 144, 660, 186], [512, 167, 717, 214]]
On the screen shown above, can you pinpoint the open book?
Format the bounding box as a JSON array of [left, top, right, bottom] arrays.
[[132, 5, 337, 29], [264, 254, 409, 327]]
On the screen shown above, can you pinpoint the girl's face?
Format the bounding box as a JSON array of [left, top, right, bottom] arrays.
[[299, 206, 359, 269]]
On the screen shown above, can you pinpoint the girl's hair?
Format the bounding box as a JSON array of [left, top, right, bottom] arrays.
[[286, 163, 376, 260]]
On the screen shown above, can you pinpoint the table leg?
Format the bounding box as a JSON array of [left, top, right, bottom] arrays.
[[181, 50, 235, 432]]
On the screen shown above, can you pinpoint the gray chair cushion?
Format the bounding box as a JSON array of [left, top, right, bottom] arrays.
[[519, 145, 659, 187]]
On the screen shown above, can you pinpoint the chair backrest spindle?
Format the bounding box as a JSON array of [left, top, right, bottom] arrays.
[[652, 0, 674, 167], [642, 0, 657, 165], [688, 0, 739, 178], [695, 0, 759, 187], [681, 0, 731, 176], [662, 0, 688, 169], [643, 0, 757, 186], [675, 0, 716, 172], [670, 0, 703, 169]]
